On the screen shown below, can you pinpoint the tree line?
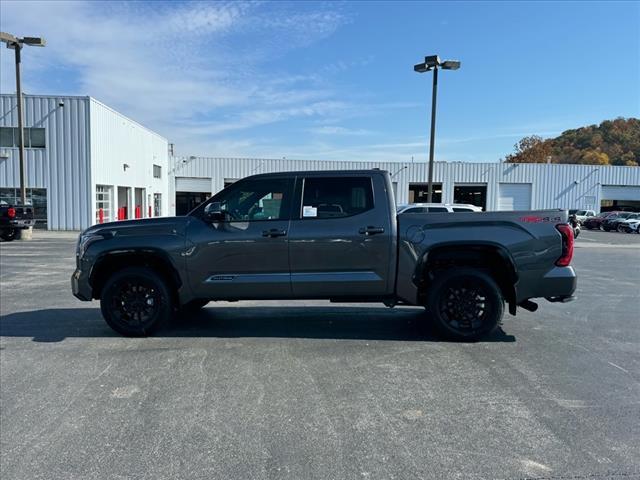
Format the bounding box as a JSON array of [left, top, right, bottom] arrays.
[[503, 117, 639, 166]]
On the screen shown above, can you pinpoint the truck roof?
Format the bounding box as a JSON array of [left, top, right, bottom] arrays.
[[247, 169, 389, 179]]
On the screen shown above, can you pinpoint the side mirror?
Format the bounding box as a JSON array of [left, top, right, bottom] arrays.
[[204, 202, 225, 222]]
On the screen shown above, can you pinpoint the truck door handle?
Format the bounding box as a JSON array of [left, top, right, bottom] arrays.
[[262, 228, 287, 238], [359, 226, 385, 235]]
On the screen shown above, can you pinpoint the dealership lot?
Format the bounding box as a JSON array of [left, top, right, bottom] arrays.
[[1, 230, 639, 479]]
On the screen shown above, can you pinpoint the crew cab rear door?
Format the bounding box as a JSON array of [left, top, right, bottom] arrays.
[[287, 173, 393, 297]]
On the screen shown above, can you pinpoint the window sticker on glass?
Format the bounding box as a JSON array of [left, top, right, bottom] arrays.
[[303, 205, 318, 217]]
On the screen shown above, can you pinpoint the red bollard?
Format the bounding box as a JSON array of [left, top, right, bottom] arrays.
[[148, 205, 152, 218], [135, 205, 141, 219], [98, 208, 104, 224]]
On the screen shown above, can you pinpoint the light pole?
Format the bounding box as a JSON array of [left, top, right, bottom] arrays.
[[414, 55, 460, 203], [0, 32, 46, 207]]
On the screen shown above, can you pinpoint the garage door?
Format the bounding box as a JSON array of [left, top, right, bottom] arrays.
[[498, 183, 532, 211], [601, 185, 640, 201], [175, 177, 212, 192]]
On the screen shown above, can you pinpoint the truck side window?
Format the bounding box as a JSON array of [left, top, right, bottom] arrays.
[[213, 178, 292, 221], [428, 207, 448, 212], [301, 177, 374, 219]]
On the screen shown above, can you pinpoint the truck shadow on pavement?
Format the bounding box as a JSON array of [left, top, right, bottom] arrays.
[[0, 306, 516, 343]]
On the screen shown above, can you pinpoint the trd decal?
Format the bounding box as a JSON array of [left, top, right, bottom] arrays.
[[519, 216, 562, 223]]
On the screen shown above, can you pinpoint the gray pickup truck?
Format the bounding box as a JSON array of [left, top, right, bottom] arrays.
[[72, 169, 576, 340]]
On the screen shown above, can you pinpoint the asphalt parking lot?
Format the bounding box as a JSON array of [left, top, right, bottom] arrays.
[[1, 229, 639, 480]]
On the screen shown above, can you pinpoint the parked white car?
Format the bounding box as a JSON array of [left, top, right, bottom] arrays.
[[618, 215, 640, 233], [397, 203, 483, 213], [569, 209, 596, 223]]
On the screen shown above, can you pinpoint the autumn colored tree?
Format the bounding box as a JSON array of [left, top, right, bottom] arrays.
[[504, 117, 639, 166], [503, 135, 553, 163]]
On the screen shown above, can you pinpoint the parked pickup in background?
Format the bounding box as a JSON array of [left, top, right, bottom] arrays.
[[568, 209, 596, 224], [72, 169, 577, 341], [0, 201, 35, 241]]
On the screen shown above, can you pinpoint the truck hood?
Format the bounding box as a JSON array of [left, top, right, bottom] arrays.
[[83, 216, 192, 237]]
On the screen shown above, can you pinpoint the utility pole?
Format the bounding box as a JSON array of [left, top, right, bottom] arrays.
[[1, 32, 46, 207], [414, 55, 460, 203]]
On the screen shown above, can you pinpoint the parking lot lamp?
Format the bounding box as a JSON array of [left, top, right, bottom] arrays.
[[0, 32, 46, 207], [414, 55, 460, 203]]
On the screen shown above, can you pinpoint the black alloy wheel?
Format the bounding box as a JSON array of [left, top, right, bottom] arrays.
[[426, 268, 504, 341], [0, 228, 16, 241], [100, 267, 172, 336]]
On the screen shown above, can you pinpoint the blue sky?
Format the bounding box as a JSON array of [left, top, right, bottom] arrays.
[[1, 1, 638, 162]]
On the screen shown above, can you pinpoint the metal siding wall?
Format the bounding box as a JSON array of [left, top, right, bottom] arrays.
[[168, 157, 639, 213], [89, 98, 169, 223], [0, 94, 91, 230]]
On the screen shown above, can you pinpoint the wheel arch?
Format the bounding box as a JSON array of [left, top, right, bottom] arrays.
[[90, 248, 182, 302], [415, 242, 518, 315]]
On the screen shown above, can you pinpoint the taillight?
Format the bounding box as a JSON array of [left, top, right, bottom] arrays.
[[7, 207, 16, 219], [555, 223, 574, 267]]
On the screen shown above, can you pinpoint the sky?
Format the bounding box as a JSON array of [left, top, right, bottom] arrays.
[[1, 1, 639, 163]]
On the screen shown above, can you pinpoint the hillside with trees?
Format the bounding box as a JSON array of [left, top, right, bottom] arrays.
[[503, 117, 640, 166]]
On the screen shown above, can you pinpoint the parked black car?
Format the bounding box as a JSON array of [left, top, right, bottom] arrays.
[[601, 212, 634, 231], [0, 201, 35, 241]]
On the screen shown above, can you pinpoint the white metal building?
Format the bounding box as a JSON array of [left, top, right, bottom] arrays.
[[0, 94, 169, 230], [169, 156, 640, 215]]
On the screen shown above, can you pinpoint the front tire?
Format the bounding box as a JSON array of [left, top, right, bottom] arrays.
[[100, 267, 173, 336], [426, 268, 504, 341], [0, 228, 16, 241]]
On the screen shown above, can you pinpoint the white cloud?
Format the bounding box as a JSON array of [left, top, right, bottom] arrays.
[[309, 126, 372, 136], [0, 0, 352, 155]]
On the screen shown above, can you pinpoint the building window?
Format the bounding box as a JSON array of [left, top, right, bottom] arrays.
[[153, 164, 162, 179], [301, 176, 374, 219], [0, 127, 12, 147], [153, 193, 162, 217], [0, 127, 46, 148], [95, 185, 113, 223]]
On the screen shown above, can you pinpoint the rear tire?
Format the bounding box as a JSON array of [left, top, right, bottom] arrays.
[[426, 268, 504, 341], [0, 228, 16, 241], [100, 267, 173, 336]]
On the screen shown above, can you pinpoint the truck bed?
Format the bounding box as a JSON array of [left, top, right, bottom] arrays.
[[396, 209, 575, 305]]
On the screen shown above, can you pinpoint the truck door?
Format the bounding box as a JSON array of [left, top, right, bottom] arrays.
[[287, 174, 393, 297], [185, 176, 294, 299]]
